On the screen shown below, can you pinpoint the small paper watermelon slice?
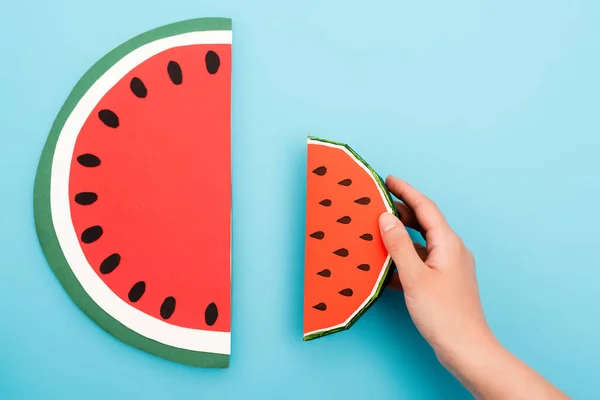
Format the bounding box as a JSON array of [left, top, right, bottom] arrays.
[[304, 136, 398, 340], [33, 18, 232, 367]]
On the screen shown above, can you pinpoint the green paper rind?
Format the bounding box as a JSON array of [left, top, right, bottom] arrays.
[[304, 136, 399, 341], [33, 18, 232, 368]]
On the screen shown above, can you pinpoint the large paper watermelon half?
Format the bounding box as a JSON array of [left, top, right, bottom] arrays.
[[304, 137, 398, 340], [33, 18, 232, 368]]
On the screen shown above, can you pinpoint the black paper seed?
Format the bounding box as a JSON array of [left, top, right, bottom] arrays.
[[360, 233, 373, 241], [312, 166, 327, 176], [99, 253, 120, 274], [77, 154, 101, 167], [333, 248, 349, 257], [160, 297, 176, 319], [128, 281, 146, 302], [337, 216, 351, 224], [167, 61, 183, 85], [339, 288, 353, 297], [319, 199, 332, 207], [98, 109, 119, 128], [338, 179, 352, 186], [130, 77, 147, 98], [313, 303, 327, 311], [357, 264, 370, 271], [205, 50, 221, 74], [81, 225, 103, 243], [310, 231, 325, 239], [317, 269, 331, 277], [354, 197, 371, 205], [205, 302, 219, 326], [74, 192, 98, 205]]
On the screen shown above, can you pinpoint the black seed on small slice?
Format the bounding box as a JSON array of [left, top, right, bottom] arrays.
[[317, 269, 331, 277], [99, 253, 120, 274], [360, 233, 373, 241], [357, 263, 370, 271], [313, 303, 327, 311], [130, 77, 147, 98], [167, 61, 183, 85], [338, 179, 352, 186], [337, 216, 351, 224], [333, 248, 349, 257], [339, 288, 354, 297], [354, 197, 371, 205], [74, 192, 98, 205], [205, 302, 219, 326], [310, 231, 325, 239], [77, 154, 101, 167], [160, 296, 176, 319], [312, 166, 327, 176], [205, 50, 221, 74], [98, 109, 119, 128], [319, 199, 332, 207], [128, 281, 146, 302], [81, 225, 103, 243]]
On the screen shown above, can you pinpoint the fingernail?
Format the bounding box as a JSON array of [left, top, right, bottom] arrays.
[[379, 212, 398, 232]]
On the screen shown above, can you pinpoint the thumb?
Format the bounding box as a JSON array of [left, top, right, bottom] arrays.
[[379, 212, 426, 285]]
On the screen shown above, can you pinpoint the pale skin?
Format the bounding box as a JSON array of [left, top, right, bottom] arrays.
[[379, 176, 569, 400]]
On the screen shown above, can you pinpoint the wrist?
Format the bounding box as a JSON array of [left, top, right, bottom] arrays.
[[437, 330, 567, 400], [434, 324, 502, 379], [437, 329, 518, 398]]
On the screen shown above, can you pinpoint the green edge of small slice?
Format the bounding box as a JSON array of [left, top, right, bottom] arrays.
[[33, 17, 232, 368], [304, 136, 399, 341]]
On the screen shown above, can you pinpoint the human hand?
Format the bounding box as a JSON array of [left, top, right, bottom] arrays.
[[378, 176, 568, 400], [378, 176, 491, 370]]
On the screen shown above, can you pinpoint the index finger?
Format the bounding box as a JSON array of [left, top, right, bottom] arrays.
[[386, 175, 449, 233]]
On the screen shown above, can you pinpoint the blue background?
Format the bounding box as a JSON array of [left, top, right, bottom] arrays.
[[1, 0, 599, 398]]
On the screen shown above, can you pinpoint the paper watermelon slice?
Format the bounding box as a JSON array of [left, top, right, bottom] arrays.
[[33, 18, 232, 368], [304, 137, 398, 340]]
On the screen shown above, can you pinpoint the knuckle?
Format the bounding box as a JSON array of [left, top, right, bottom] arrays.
[[446, 232, 465, 250], [386, 239, 404, 254], [385, 232, 409, 254], [466, 248, 474, 260], [468, 248, 476, 264], [425, 196, 437, 208], [413, 199, 427, 211], [443, 230, 459, 243], [422, 195, 438, 210], [455, 234, 465, 247], [415, 196, 441, 217]]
